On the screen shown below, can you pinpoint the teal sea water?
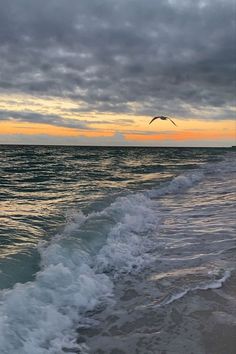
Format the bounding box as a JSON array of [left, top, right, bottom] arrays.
[[0, 146, 235, 353]]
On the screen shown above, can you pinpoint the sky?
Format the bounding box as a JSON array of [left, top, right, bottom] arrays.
[[0, 0, 235, 146]]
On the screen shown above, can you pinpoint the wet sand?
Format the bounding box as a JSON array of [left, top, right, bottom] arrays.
[[202, 270, 236, 354], [76, 268, 236, 354]]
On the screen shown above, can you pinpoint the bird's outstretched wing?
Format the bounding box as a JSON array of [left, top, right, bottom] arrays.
[[149, 116, 160, 125], [168, 118, 177, 126]]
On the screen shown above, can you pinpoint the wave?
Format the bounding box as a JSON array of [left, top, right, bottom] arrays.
[[0, 153, 235, 354], [148, 170, 204, 198], [157, 270, 231, 307], [0, 193, 161, 354]]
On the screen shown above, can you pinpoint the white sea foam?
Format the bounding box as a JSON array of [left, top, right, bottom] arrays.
[[94, 193, 161, 274], [0, 260, 113, 354], [148, 170, 204, 198]]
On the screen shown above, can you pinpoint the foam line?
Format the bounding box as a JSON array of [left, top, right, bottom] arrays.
[[160, 270, 231, 307]]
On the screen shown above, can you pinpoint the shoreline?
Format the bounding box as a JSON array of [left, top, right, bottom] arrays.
[[76, 268, 236, 354]]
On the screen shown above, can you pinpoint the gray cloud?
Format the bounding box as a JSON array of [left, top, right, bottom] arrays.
[[0, 110, 90, 129], [0, 109, 135, 128], [0, 0, 235, 119]]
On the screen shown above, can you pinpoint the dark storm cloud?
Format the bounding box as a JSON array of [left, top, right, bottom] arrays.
[[0, 0, 235, 119]]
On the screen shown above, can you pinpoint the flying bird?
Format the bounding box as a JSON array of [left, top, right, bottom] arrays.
[[149, 115, 177, 126]]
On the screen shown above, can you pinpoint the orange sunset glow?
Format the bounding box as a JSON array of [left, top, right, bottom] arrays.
[[0, 93, 235, 146]]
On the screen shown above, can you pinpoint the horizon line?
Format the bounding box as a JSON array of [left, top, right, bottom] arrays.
[[0, 143, 233, 149]]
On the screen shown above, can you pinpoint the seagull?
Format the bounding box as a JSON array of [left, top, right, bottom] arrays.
[[149, 115, 177, 126]]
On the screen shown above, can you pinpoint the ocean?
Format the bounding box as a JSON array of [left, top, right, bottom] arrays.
[[0, 145, 235, 354]]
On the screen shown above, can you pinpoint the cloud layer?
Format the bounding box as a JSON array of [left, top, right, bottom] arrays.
[[0, 0, 235, 121]]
